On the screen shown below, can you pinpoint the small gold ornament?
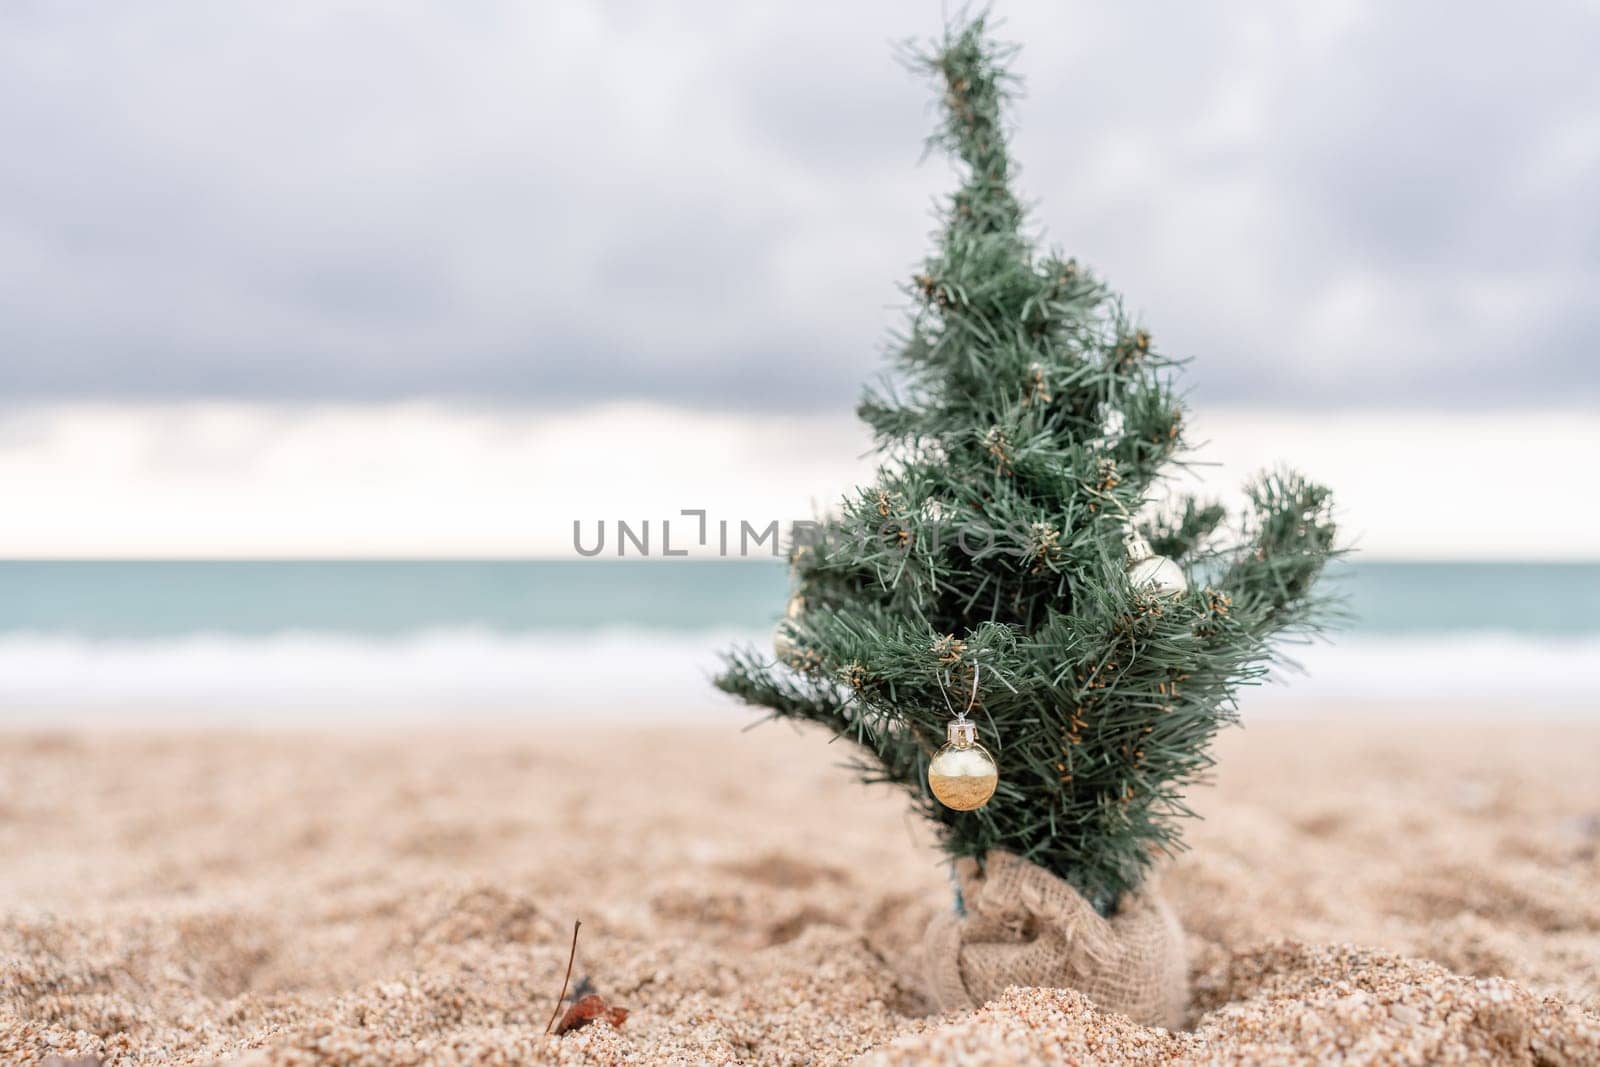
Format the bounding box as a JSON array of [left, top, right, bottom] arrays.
[[773, 594, 805, 662], [1126, 534, 1187, 597], [928, 718, 998, 811]]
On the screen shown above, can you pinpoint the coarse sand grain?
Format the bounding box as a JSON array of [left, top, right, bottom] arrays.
[[2, 713, 1597, 1064]]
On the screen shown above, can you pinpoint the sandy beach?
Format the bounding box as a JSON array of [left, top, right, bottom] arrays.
[[3, 711, 1598, 1065]]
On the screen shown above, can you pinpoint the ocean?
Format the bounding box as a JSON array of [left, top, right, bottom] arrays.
[[1, 560, 1596, 721]]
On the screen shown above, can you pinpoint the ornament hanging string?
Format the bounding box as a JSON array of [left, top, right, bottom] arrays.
[[937, 661, 982, 723]]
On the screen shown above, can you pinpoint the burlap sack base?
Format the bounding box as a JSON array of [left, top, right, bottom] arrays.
[[923, 850, 1188, 1029]]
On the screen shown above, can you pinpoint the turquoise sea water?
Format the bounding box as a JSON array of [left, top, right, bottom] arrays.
[[1, 560, 1595, 718], [1, 560, 1596, 637]]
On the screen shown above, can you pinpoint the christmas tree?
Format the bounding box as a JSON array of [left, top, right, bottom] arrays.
[[716, 17, 1337, 914]]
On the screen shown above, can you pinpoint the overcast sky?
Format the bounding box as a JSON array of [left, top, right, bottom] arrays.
[[2, 1, 1597, 411]]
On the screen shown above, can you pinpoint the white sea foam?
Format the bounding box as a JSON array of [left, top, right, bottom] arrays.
[[1255, 632, 1600, 710], [0, 629, 1595, 726]]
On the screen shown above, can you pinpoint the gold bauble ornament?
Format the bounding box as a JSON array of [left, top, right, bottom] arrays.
[[1126, 534, 1187, 597], [928, 719, 998, 811]]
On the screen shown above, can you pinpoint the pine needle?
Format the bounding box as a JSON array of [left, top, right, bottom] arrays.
[[543, 920, 582, 1036]]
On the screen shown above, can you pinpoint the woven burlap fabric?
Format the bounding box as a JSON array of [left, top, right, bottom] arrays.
[[923, 850, 1187, 1029]]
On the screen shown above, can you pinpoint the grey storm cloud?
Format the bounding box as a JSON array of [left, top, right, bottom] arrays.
[[1, 1, 1596, 410]]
